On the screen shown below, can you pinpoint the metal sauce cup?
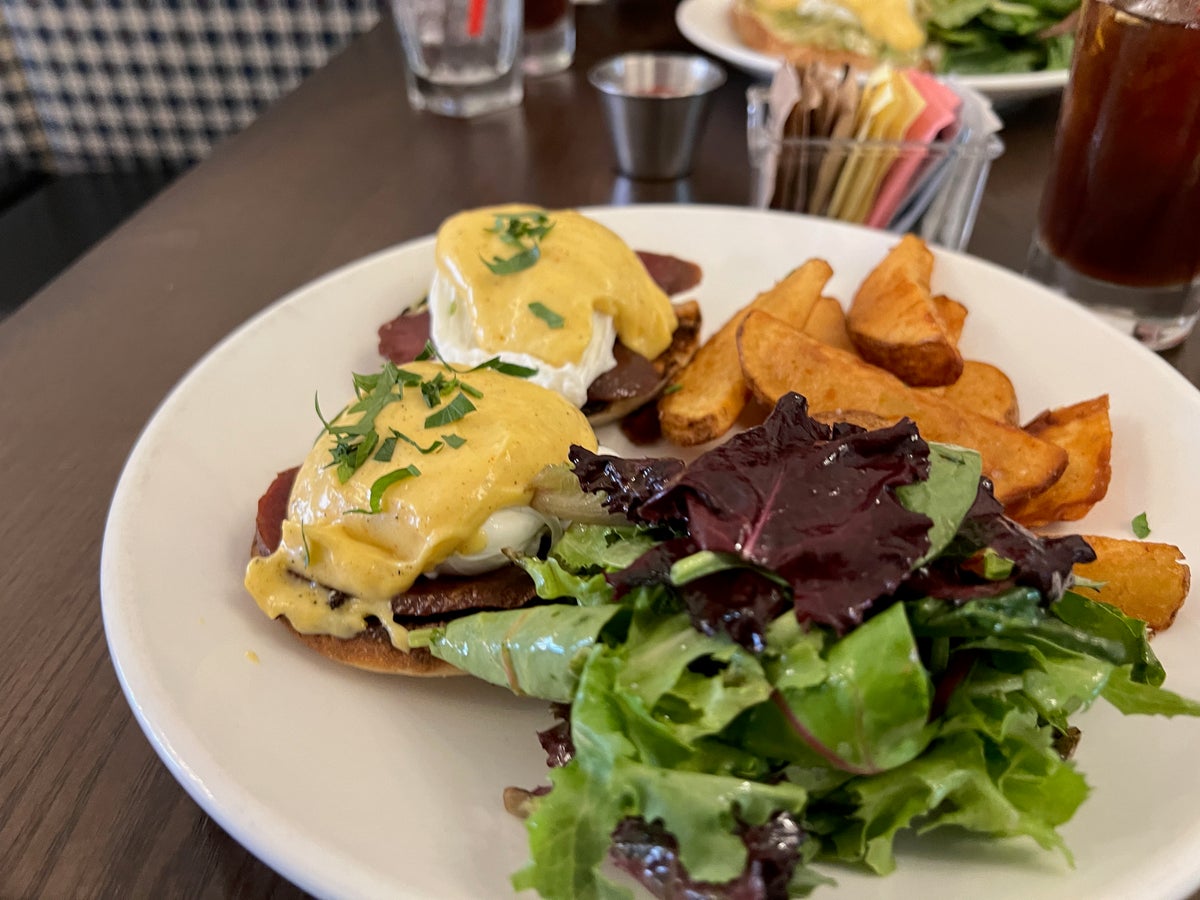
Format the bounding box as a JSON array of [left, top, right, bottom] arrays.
[[589, 53, 726, 181]]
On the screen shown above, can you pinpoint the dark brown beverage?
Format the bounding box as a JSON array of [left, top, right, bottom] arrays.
[[1036, 0, 1200, 288], [524, 0, 567, 31]]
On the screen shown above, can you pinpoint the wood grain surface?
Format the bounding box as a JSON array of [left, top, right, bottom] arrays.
[[0, 2, 1196, 897]]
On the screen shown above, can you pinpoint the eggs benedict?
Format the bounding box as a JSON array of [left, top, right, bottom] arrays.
[[731, 0, 931, 70], [428, 205, 683, 409], [245, 359, 598, 675]]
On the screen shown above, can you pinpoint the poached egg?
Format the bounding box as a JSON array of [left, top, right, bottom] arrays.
[[245, 360, 598, 651], [429, 205, 678, 407]]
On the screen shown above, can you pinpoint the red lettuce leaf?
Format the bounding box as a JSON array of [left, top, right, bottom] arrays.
[[610, 812, 805, 900], [904, 481, 1096, 604], [610, 394, 933, 634]]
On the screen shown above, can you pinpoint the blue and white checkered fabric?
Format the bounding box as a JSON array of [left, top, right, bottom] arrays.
[[0, 0, 381, 173]]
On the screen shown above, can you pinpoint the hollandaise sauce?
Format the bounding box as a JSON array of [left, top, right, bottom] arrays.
[[434, 205, 677, 368], [245, 361, 597, 650]]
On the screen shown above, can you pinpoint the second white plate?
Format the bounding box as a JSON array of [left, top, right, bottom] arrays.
[[676, 0, 1070, 103]]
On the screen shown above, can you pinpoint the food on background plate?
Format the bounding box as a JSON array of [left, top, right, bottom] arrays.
[[377, 205, 702, 423], [731, 0, 1079, 75], [244, 360, 601, 675], [731, 0, 930, 70], [408, 393, 1199, 898]]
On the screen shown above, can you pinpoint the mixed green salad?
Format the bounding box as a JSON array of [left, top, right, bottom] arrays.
[[410, 394, 1198, 899], [928, 0, 1080, 74]]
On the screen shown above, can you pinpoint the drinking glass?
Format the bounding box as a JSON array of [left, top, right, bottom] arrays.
[[393, 0, 523, 118], [1025, 0, 1200, 350], [523, 0, 575, 76]]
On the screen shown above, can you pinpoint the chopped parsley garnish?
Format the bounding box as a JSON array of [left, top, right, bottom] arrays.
[[350, 465, 421, 514], [418, 339, 537, 380], [1132, 512, 1151, 539], [529, 302, 565, 329], [662, 383, 683, 395], [482, 211, 554, 276], [472, 357, 538, 378], [315, 359, 482, 492], [425, 392, 477, 428]]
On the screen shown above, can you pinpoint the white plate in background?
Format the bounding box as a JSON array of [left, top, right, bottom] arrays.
[[676, 0, 1070, 103]]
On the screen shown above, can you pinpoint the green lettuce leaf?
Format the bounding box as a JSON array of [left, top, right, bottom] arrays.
[[735, 605, 934, 775], [409, 604, 622, 701], [895, 442, 983, 567], [1101, 666, 1200, 716], [515, 554, 614, 607], [515, 648, 811, 899], [552, 522, 659, 573]]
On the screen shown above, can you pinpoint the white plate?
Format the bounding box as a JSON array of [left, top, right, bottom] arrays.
[[102, 205, 1200, 900], [676, 0, 1070, 103]]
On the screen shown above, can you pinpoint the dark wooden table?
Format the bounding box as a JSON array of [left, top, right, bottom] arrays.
[[2, 2, 1197, 897]]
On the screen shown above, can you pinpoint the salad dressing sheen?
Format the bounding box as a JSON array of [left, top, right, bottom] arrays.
[[244, 362, 597, 646], [435, 206, 677, 368]]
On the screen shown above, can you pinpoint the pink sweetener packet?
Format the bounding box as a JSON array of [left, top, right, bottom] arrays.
[[865, 71, 961, 229]]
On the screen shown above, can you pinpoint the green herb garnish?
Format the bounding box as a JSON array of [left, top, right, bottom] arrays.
[[351, 465, 421, 514], [979, 548, 1015, 581], [442, 433, 467, 449], [482, 211, 554, 276], [662, 383, 683, 395], [529, 302, 565, 329], [472, 357, 538, 378], [1132, 512, 1151, 539], [425, 392, 477, 428]]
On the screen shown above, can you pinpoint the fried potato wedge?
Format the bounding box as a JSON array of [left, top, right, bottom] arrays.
[[803, 295, 857, 354], [737, 310, 1068, 506], [1007, 396, 1113, 527], [1073, 535, 1190, 632], [846, 234, 964, 388], [659, 259, 832, 445], [921, 361, 1020, 426], [932, 294, 967, 346]]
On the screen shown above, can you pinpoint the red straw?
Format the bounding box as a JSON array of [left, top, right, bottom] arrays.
[[467, 0, 487, 37]]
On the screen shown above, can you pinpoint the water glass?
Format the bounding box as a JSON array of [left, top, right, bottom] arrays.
[[1025, 0, 1200, 350], [393, 0, 523, 118]]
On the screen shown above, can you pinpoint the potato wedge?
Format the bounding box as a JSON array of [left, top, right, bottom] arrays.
[[1073, 535, 1190, 632], [932, 294, 967, 346], [737, 310, 1068, 506], [1007, 396, 1113, 527], [803, 295, 857, 354], [659, 259, 832, 445], [846, 234, 964, 387], [921, 361, 1020, 426]]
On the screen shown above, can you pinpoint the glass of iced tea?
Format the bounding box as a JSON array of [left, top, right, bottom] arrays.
[[523, 0, 575, 76], [1025, 0, 1200, 350]]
